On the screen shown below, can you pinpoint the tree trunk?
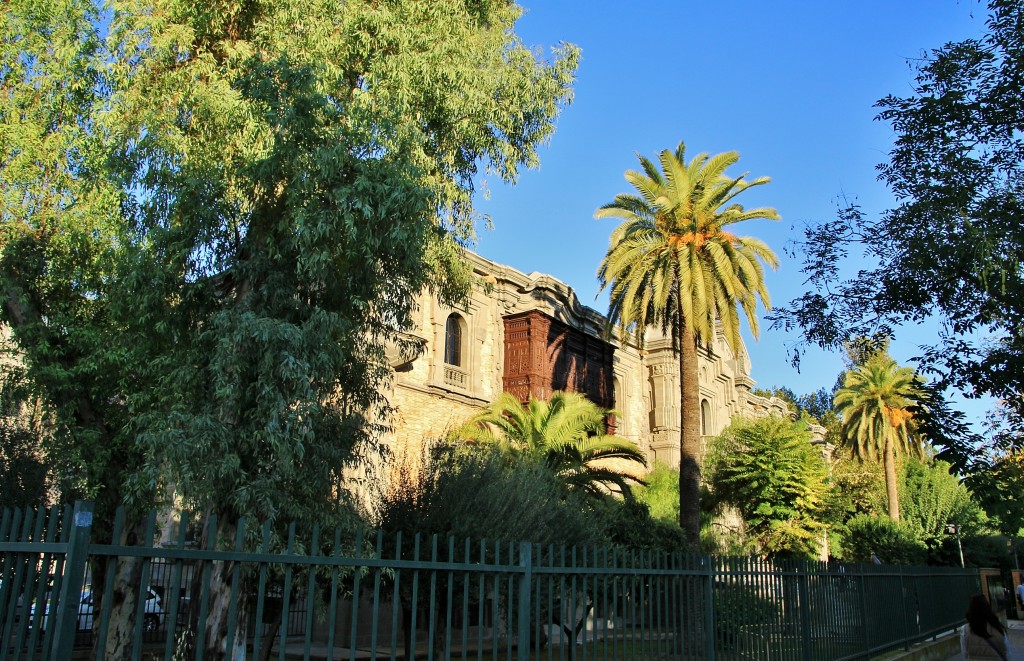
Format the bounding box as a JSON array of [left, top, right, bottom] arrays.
[[89, 549, 143, 660], [883, 437, 900, 521], [678, 326, 703, 547], [190, 514, 249, 660]]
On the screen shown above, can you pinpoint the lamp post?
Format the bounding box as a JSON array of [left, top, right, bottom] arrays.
[[946, 524, 965, 568]]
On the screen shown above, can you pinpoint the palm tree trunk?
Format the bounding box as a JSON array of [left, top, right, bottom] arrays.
[[883, 437, 900, 521], [678, 326, 702, 546]]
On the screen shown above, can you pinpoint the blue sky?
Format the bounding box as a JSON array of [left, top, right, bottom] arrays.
[[471, 0, 994, 425]]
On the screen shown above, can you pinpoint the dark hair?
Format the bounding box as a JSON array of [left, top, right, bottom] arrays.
[[965, 594, 1006, 639]]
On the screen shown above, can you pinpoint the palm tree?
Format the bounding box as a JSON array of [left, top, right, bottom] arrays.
[[454, 390, 648, 499], [833, 352, 924, 521], [597, 142, 779, 544]]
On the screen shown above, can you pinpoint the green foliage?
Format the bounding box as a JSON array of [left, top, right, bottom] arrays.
[[899, 459, 984, 550], [594, 497, 690, 553], [751, 386, 798, 414], [0, 356, 60, 507], [821, 454, 887, 526], [374, 443, 601, 547], [706, 417, 828, 558], [753, 385, 841, 432], [946, 403, 1024, 537], [1, 0, 578, 535], [0, 422, 52, 508], [771, 0, 1024, 415], [596, 141, 779, 544], [634, 461, 680, 524], [837, 515, 927, 565], [454, 390, 647, 499]]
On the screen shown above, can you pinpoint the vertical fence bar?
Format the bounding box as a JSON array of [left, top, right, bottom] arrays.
[[302, 525, 320, 661], [445, 536, 455, 661], [411, 534, 422, 661], [702, 555, 715, 661], [278, 521, 298, 661], [39, 506, 73, 659], [93, 506, 125, 657], [13, 508, 40, 659], [49, 501, 92, 661], [25, 507, 52, 660], [427, 535, 439, 661], [858, 564, 870, 657], [460, 538, 470, 661], [799, 559, 812, 661], [252, 520, 272, 661], [225, 517, 246, 661], [536, 548, 544, 658], [369, 530, 384, 661], [505, 542, 515, 660], [477, 539, 486, 661], [130, 510, 158, 660], [326, 528, 341, 661], [0, 507, 17, 654], [6, 507, 34, 657], [390, 530, 403, 661], [162, 511, 192, 661], [347, 527, 365, 661], [557, 545, 566, 661], [517, 541, 532, 661]]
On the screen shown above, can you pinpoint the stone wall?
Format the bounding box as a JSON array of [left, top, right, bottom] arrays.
[[381, 251, 801, 468]]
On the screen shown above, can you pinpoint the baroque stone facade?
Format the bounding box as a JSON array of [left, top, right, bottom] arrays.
[[383, 251, 790, 467]]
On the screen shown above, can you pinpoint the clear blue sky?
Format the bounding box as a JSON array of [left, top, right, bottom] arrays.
[[471, 0, 994, 426]]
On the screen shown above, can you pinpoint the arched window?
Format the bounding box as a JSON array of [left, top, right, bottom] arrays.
[[700, 399, 711, 436], [444, 314, 464, 366]]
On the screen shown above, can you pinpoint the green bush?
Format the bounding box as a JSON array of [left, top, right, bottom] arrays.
[[837, 514, 926, 565], [596, 497, 691, 553], [374, 442, 604, 547]]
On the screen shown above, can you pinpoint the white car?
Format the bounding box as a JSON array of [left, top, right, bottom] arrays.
[[31, 585, 165, 633]]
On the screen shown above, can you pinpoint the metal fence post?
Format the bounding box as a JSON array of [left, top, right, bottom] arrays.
[[703, 555, 716, 661], [49, 500, 93, 660], [899, 566, 911, 651], [799, 559, 812, 661], [517, 542, 533, 661]]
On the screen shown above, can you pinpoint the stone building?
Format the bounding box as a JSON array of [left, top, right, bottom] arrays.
[[383, 251, 790, 467]]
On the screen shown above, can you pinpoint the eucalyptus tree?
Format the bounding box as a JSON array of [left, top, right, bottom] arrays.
[[455, 390, 647, 499], [596, 142, 779, 544], [1, 0, 578, 656], [833, 353, 924, 521]]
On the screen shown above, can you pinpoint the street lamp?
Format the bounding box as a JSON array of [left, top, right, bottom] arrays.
[[946, 524, 965, 568]]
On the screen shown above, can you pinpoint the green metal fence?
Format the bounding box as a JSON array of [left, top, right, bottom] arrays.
[[0, 502, 981, 660]]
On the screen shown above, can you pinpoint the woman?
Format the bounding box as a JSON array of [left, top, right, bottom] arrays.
[[961, 594, 1010, 660]]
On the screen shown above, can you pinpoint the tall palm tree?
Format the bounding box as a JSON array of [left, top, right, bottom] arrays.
[[597, 142, 779, 544], [455, 390, 648, 499], [833, 352, 924, 521]]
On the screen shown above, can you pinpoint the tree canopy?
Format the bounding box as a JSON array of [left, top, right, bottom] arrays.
[[770, 0, 1024, 414], [2, 0, 578, 528], [706, 416, 828, 558]]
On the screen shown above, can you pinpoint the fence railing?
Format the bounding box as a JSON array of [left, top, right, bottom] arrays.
[[0, 502, 981, 660]]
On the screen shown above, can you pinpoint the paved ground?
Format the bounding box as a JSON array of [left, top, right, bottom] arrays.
[[943, 618, 1024, 660]]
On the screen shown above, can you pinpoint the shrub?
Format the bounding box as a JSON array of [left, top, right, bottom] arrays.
[[838, 514, 926, 565]]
